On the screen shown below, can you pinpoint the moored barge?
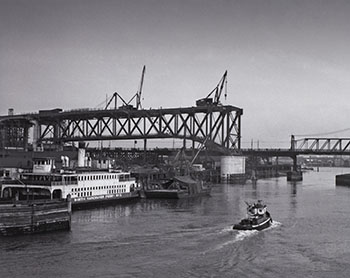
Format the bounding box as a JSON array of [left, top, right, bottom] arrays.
[[143, 175, 211, 199]]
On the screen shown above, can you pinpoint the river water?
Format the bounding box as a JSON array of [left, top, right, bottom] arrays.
[[1, 167, 350, 278]]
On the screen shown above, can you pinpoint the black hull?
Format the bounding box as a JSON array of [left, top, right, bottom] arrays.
[[233, 216, 272, 231], [71, 192, 140, 210], [336, 174, 350, 186], [143, 189, 211, 199]]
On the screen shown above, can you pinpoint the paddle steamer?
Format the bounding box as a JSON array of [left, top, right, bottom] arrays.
[[1, 156, 139, 210]]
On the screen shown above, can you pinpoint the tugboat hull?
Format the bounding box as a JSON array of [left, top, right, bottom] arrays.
[[233, 216, 272, 231]]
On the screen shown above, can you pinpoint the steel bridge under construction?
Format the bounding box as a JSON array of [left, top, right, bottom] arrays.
[[0, 105, 243, 152], [2, 66, 350, 159]]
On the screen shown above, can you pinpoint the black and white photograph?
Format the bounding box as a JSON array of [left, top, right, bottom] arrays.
[[1, 0, 350, 277]]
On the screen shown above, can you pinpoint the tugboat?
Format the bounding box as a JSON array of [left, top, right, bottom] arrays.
[[233, 200, 272, 231]]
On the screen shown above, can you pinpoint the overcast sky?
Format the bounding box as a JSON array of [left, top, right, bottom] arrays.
[[1, 0, 350, 148]]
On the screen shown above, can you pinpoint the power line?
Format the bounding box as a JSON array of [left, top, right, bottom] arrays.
[[294, 127, 350, 137]]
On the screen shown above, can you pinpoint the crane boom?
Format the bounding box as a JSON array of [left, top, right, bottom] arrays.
[[136, 65, 146, 109], [104, 66, 146, 110], [196, 70, 227, 106]]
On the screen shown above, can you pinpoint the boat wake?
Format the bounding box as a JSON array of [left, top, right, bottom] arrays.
[[266, 220, 282, 230], [208, 227, 258, 252], [217, 226, 235, 234], [234, 229, 259, 241], [208, 221, 282, 253]]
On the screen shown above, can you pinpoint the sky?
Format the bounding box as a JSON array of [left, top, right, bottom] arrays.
[[1, 0, 350, 148]]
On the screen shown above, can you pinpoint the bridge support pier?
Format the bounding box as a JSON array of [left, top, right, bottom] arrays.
[[287, 155, 303, 181]]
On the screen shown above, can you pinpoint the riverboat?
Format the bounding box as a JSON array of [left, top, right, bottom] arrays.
[[143, 175, 211, 199], [233, 200, 272, 231], [0, 157, 139, 210], [0, 197, 71, 236]]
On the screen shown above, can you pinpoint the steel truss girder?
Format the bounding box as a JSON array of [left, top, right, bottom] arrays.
[[292, 138, 350, 152], [37, 105, 243, 150]]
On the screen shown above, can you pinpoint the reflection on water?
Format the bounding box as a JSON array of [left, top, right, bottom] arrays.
[[1, 167, 350, 278]]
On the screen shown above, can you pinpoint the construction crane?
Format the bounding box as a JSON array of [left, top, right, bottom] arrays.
[[196, 70, 227, 107], [128, 65, 146, 110], [104, 66, 146, 110]]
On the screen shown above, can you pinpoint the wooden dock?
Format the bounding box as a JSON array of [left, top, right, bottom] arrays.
[[0, 197, 71, 236]]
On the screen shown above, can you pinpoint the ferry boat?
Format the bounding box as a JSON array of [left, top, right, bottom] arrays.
[[233, 200, 272, 231], [0, 157, 139, 210]]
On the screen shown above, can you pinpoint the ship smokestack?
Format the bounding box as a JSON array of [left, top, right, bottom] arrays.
[[78, 142, 86, 167]]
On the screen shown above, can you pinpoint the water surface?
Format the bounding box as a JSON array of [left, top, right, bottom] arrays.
[[1, 167, 350, 277]]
